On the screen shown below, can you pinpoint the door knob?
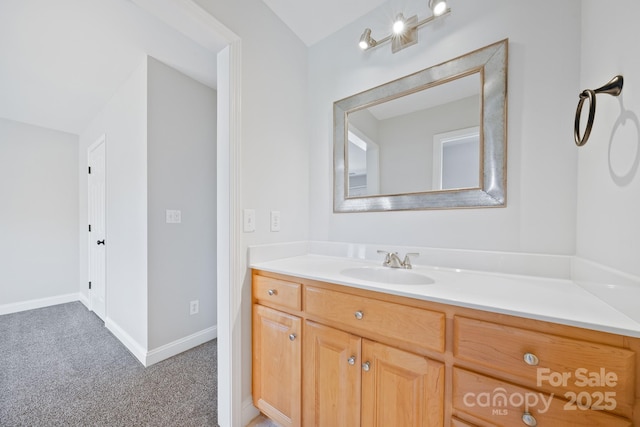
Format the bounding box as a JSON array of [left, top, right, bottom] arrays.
[[97, 240, 105, 245]]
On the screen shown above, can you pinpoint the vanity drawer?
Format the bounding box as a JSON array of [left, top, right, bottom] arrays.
[[450, 417, 483, 427], [452, 368, 631, 427], [453, 316, 635, 408], [305, 286, 445, 353], [253, 275, 302, 311]]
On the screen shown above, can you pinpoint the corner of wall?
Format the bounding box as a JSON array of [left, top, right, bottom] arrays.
[[104, 316, 148, 366]]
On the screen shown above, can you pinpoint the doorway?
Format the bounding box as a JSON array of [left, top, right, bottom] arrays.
[[113, 1, 242, 424]]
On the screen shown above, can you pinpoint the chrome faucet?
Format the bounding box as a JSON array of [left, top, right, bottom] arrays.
[[377, 250, 419, 269]]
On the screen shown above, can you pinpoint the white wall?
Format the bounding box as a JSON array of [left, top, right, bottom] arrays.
[[147, 57, 217, 350], [309, 0, 581, 255], [576, 0, 640, 276], [193, 0, 310, 417], [0, 118, 78, 308], [79, 58, 149, 349]]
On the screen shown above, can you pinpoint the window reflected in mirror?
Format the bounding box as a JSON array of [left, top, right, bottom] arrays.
[[433, 126, 480, 190]]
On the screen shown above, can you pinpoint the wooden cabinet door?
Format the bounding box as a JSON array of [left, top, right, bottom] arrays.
[[303, 321, 361, 427], [253, 305, 301, 427], [361, 340, 445, 427]]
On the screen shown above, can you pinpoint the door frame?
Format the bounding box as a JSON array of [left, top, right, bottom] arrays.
[[130, 2, 243, 425]]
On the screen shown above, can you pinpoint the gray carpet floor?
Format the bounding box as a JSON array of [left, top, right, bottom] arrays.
[[0, 302, 217, 426]]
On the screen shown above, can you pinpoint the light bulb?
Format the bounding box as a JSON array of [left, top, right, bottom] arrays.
[[430, 0, 447, 16], [392, 14, 406, 34], [358, 28, 375, 50]]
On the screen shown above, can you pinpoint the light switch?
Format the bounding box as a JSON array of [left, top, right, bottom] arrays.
[[243, 209, 256, 232], [166, 209, 181, 223], [270, 211, 281, 232]]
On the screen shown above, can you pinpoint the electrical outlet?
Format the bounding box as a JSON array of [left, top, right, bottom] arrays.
[[190, 300, 199, 315]]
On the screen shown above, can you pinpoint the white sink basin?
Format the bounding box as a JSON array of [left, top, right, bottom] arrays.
[[340, 266, 435, 285]]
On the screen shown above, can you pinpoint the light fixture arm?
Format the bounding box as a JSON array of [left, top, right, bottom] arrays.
[[358, 7, 451, 53], [415, 7, 451, 30]]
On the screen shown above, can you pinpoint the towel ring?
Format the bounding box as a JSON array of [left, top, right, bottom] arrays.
[[574, 75, 624, 147]]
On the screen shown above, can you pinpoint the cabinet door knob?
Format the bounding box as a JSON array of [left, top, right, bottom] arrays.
[[267, 289, 277, 296], [348, 356, 356, 365], [523, 352, 539, 366], [289, 333, 297, 341], [354, 311, 364, 320], [362, 361, 371, 372], [521, 412, 537, 426]]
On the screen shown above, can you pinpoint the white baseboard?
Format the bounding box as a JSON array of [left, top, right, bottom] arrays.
[[78, 292, 90, 310], [145, 325, 218, 367], [242, 397, 260, 426], [0, 293, 80, 316], [104, 317, 148, 366]]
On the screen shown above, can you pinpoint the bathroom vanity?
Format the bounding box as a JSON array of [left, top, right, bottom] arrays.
[[251, 254, 640, 427]]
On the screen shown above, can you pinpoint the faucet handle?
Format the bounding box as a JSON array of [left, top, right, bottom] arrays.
[[377, 250, 398, 267], [377, 250, 391, 264], [402, 253, 419, 269]]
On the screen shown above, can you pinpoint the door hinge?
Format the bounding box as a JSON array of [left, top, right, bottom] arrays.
[[89, 281, 92, 290], [89, 224, 92, 232], [88, 166, 92, 174]]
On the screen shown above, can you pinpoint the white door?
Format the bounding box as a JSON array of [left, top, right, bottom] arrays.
[[88, 135, 106, 320]]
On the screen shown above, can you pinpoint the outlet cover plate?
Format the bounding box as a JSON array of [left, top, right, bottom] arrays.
[[190, 300, 199, 315]]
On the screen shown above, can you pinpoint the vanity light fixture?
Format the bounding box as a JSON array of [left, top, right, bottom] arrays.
[[358, 28, 377, 50], [359, 0, 451, 53]]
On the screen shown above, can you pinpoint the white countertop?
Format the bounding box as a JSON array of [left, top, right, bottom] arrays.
[[251, 254, 640, 338]]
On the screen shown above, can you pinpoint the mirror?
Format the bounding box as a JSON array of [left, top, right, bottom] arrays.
[[334, 39, 508, 212]]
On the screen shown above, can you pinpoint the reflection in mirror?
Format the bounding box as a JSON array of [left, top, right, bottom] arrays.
[[347, 73, 480, 196], [334, 39, 508, 212], [432, 126, 480, 190], [347, 128, 379, 196]]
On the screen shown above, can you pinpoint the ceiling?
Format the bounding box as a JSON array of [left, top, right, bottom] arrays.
[[0, 0, 383, 136], [262, 0, 388, 46], [0, 0, 223, 135]]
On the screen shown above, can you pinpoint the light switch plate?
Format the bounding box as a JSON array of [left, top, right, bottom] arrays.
[[243, 209, 256, 232], [166, 209, 181, 223], [270, 211, 281, 232]]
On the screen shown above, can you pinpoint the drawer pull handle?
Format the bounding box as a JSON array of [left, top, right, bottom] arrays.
[[523, 352, 539, 366], [521, 412, 537, 426], [362, 361, 371, 372], [289, 333, 297, 341], [348, 356, 356, 365], [354, 311, 364, 320], [267, 289, 277, 296]]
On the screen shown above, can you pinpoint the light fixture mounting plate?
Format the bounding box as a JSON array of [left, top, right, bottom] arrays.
[[392, 15, 418, 53]]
